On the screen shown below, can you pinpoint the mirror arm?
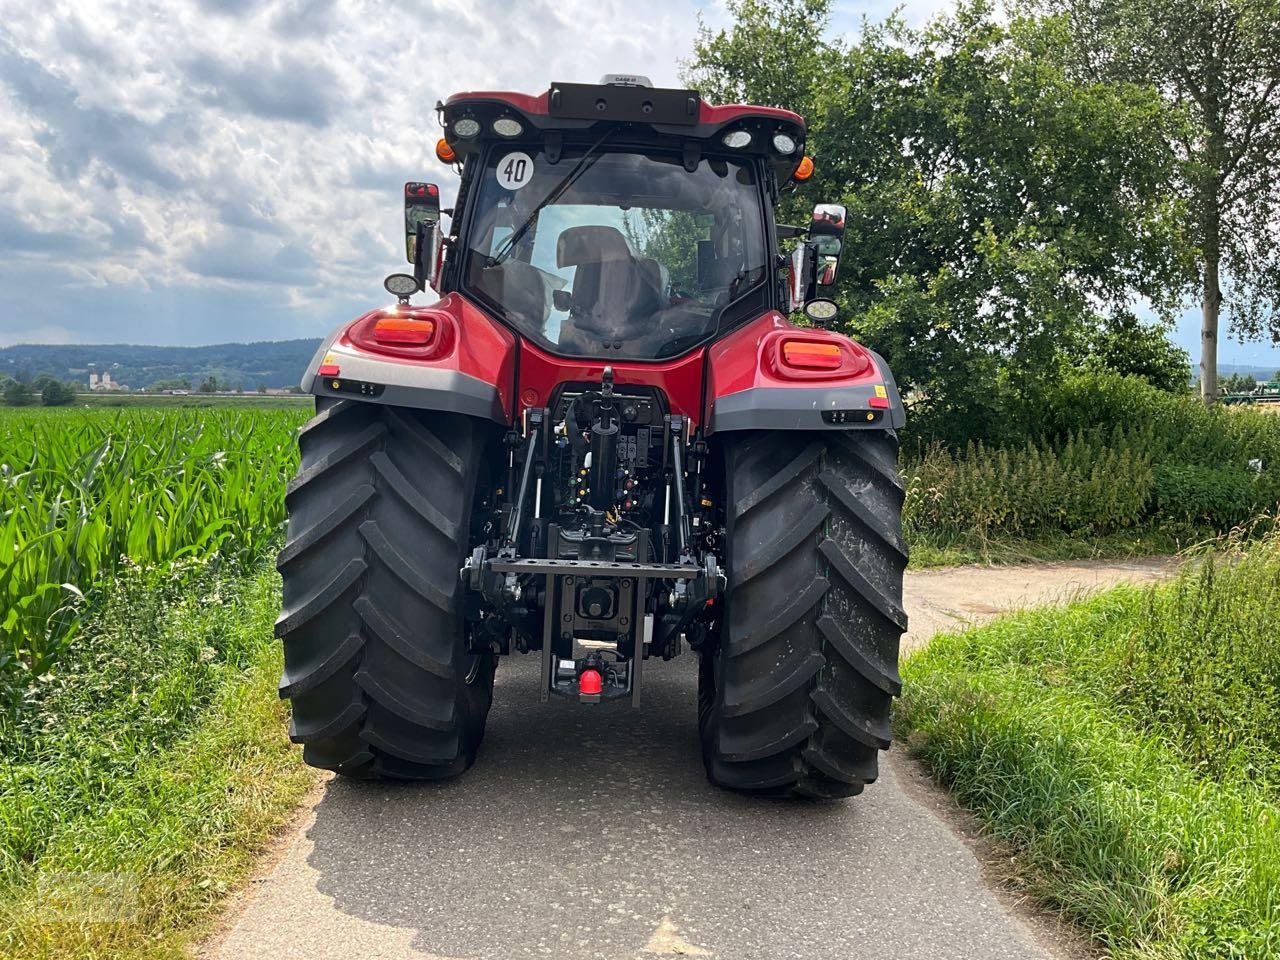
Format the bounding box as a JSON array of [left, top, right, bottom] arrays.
[[413, 220, 429, 290]]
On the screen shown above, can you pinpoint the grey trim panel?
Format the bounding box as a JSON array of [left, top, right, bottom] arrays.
[[867, 349, 906, 428], [711, 377, 906, 433], [307, 361, 506, 424]]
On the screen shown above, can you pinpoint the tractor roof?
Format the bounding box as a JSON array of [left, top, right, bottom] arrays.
[[439, 80, 807, 182]]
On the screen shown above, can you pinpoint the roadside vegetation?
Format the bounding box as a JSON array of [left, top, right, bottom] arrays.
[[901, 372, 1280, 562], [0, 406, 311, 959], [898, 531, 1280, 958]]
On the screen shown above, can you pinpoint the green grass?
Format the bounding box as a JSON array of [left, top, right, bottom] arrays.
[[906, 525, 1194, 568], [0, 558, 314, 960], [898, 533, 1280, 958]]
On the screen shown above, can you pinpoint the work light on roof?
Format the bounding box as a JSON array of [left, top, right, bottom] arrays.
[[772, 132, 797, 155], [452, 117, 481, 138], [721, 130, 752, 149], [492, 117, 524, 137]]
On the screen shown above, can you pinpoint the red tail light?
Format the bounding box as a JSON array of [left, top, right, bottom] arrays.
[[373, 317, 435, 345], [345, 307, 452, 360], [781, 340, 842, 370], [764, 331, 874, 382]]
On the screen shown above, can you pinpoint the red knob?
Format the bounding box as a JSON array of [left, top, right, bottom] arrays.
[[578, 669, 603, 696]]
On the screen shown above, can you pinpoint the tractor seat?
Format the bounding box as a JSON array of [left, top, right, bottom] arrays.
[[556, 225, 662, 344]]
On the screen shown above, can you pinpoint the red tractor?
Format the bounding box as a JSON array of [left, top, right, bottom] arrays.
[[277, 77, 907, 799]]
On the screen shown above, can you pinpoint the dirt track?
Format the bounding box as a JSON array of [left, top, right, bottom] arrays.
[[203, 556, 1177, 960], [902, 556, 1175, 651]]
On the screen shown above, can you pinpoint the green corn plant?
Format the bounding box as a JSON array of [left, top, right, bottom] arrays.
[[0, 407, 306, 693]]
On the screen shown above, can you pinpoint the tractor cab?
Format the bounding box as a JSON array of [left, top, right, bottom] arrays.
[[418, 78, 813, 361]]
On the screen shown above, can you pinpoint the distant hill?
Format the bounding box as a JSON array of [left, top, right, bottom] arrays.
[[0, 339, 321, 391], [1218, 363, 1280, 381], [1219, 362, 1280, 382]]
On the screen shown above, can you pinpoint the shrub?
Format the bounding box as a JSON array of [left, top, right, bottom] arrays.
[[904, 428, 1153, 540], [903, 371, 1280, 543]]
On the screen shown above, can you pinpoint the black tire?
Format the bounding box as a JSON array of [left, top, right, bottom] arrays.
[[275, 398, 496, 780], [699, 430, 908, 799]]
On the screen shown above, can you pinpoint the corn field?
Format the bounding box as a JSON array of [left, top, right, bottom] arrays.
[[0, 407, 305, 687]]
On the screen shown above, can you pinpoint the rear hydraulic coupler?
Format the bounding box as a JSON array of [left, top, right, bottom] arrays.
[[587, 367, 618, 511]]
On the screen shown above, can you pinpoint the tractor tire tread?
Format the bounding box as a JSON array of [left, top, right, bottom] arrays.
[[276, 398, 494, 781], [700, 429, 907, 799]]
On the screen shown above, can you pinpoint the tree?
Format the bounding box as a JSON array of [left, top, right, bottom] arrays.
[[1221, 371, 1257, 392], [686, 0, 833, 126], [2, 378, 34, 406], [1032, 0, 1280, 402], [1069, 320, 1193, 391], [150, 377, 192, 392], [198, 375, 218, 394], [39, 380, 76, 406], [687, 0, 1191, 436]]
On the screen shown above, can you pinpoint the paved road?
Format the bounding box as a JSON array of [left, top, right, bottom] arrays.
[[206, 558, 1176, 960]]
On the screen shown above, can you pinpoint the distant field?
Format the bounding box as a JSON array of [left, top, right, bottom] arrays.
[[71, 392, 312, 408]]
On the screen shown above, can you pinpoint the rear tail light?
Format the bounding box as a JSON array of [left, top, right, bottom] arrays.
[[781, 340, 842, 370], [372, 317, 435, 345], [345, 307, 452, 360], [765, 331, 874, 382]]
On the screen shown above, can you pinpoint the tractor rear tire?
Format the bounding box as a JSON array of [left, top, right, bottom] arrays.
[[699, 430, 908, 799], [275, 398, 496, 780]]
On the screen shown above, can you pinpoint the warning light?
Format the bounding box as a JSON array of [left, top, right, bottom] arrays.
[[436, 138, 456, 163], [579, 669, 603, 698], [793, 155, 815, 181]]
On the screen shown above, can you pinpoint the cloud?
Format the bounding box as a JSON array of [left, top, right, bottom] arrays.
[[0, 0, 968, 348], [0, 38, 187, 191], [183, 50, 347, 127], [183, 228, 316, 285]]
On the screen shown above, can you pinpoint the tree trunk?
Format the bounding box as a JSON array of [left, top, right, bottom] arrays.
[[1199, 204, 1221, 404]]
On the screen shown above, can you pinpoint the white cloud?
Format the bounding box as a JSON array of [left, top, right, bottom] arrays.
[[0, 0, 951, 345]]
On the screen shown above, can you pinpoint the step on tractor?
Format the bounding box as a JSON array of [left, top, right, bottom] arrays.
[[277, 76, 908, 799]]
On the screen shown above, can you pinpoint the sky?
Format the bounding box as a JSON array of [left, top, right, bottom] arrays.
[[1, 0, 1277, 368]]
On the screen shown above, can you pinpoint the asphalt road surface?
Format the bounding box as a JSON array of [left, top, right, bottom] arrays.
[[205, 558, 1174, 960]]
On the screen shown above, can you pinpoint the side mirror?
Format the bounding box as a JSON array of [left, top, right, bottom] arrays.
[[405, 182, 443, 290], [787, 242, 809, 313], [808, 203, 846, 293]]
